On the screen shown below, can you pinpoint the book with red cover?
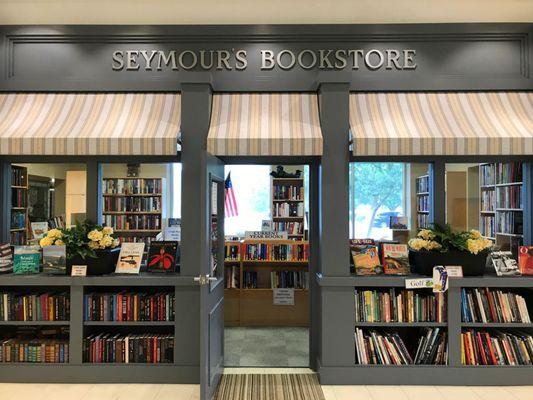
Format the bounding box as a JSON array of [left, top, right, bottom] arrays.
[[518, 246, 533, 275]]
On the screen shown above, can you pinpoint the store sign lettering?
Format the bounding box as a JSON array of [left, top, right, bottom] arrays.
[[111, 49, 417, 71]]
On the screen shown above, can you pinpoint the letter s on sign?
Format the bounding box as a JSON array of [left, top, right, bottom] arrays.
[[112, 51, 124, 70]]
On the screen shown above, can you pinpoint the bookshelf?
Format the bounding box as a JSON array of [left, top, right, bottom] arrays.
[[0, 273, 192, 383], [415, 174, 429, 231], [10, 165, 29, 245], [102, 178, 165, 247], [224, 239, 309, 327], [479, 163, 523, 255], [271, 177, 305, 239]]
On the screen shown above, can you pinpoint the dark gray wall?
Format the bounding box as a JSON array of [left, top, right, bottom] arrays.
[[0, 24, 532, 91]]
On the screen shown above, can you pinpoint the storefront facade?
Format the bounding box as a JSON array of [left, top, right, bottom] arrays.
[[0, 23, 532, 398]]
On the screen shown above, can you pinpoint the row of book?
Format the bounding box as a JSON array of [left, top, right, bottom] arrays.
[[10, 211, 26, 229], [480, 189, 495, 212], [103, 214, 162, 231], [273, 221, 304, 235], [416, 175, 429, 193], [417, 213, 429, 229], [271, 271, 309, 289], [11, 167, 26, 187], [354, 290, 446, 323], [11, 188, 27, 208], [118, 235, 154, 247], [242, 243, 309, 262], [480, 216, 495, 238], [83, 292, 175, 322], [0, 339, 69, 363], [0, 292, 70, 321], [461, 288, 531, 324], [496, 162, 522, 184], [480, 164, 496, 186], [83, 333, 174, 363], [10, 231, 25, 246], [273, 202, 304, 218], [416, 196, 429, 212], [103, 178, 163, 195], [224, 244, 240, 261], [496, 211, 523, 235], [224, 265, 239, 289], [462, 330, 532, 365], [496, 185, 522, 209], [243, 271, 258, 289], [354, 328, 447, 365], [273, 185, 303, 201], [103, 196, 162, 213]]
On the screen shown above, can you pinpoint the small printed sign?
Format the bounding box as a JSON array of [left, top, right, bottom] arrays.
[[273, 288, 294, 305], [71, 265, 87, 277], [245, 231, 288, 240], [445, 266, 463, 277], [405, 277, 434, 289]]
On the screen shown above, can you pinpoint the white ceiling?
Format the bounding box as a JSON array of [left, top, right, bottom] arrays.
[[0, 0, 531, 24]]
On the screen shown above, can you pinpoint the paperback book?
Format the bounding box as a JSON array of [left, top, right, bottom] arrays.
[[382, 244, 410, 275], [147, 241, 179, 273], [13, 246, 41, 275], [490, 250, 520, 276], [518, 246, 533, 275], [350, 239, 382, 275], [115, 243, 145, 274], [389, 216, 408, 230], [30, 222, 49, 240], [42, 245, 66, 275]]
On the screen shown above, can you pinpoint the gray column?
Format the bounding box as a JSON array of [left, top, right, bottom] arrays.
[[85, 160, 102, 225], [69, 284, 84, 364], [309, 162, 320, 370], [447, 286, 462, 366], [429, 160, 446, 226]]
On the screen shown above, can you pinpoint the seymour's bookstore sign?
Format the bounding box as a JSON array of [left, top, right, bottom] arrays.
[[112, 48, 417, 72]]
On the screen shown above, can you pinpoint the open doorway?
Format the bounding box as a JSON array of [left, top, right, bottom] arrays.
[[223, 164, 310, 368]]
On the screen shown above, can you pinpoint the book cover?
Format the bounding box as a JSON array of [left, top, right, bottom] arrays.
[[350, 240, 382, 275], [115, 243, 145, 274], [382, 244, 410, 275], [147, 241, 179, 273], [490, 250, 520, 276], [30, 222, 49, 239], [13, 246, 41, 275], [389, 216, 408, 230], [518, 246, 533, 276], [0, 243, 13, 274], [42, 245, 66, 275]]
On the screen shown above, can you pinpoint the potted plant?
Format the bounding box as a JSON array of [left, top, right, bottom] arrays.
[[39, 220, 120, 275], [408, 224, 493, 276]]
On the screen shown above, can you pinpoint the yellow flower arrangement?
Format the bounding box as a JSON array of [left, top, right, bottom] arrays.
[[87, 229, 103, 242], [39, 236, 55, 247], [408, 226, 492, 255], [102, 226, 114, 235]]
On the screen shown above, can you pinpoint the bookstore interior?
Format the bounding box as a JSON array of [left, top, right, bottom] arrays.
[[0, 23, 532, 398]]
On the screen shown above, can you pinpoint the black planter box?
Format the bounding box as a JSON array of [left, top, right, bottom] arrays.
[[409, 250, 488, 276], [66, 247, 120, 276]]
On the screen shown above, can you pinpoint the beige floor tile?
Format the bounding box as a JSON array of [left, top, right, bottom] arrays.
[[401, 386, 445, 400], [80, 384, 128, 400], [321, 385, 338, 400], [0, 383, 47, 400], [41, 384, 93, 400], [155, 385, 198, 400], [505, 386, 533, 400], [366, 386, 410, 400], [436, 386, 482, 400], [333, 385, 373, 400], [471, 386, 520, 400]]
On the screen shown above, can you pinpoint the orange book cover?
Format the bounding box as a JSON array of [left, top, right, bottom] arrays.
[[518, 246, 533, 275]]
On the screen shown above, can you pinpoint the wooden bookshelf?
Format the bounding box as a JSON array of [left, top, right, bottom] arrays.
[[224, 239, 310, 327], [415, 174, 429, 230], [479, 163, 523, 255], [271, 176, 305, 239], [101, 177, 165, 245], [10, 165, 29, 245]]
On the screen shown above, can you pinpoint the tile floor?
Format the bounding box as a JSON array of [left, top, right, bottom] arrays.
[[224, 326, 309, 367], [1, 382, 532, 400]]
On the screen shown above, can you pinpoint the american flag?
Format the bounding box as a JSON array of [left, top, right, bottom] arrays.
[[225, 172, 238, 217]]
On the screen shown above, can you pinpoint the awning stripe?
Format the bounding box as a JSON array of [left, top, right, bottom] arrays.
[[0, 93, 181, 156], [350, 92, 533, 156], [207, 93, 323, 156]]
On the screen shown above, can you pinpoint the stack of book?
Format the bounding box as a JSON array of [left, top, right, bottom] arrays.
[[0, 339, 69, 363], [271, 271, 309, 289], [461, 330, 533, 365], [84, 292, 175, 322], [354, 289, 446, 323], [0, 292, 70, 321], [242, 243, 308, 261], [461, 288, 531, 323], [83, 333, 174, 363]]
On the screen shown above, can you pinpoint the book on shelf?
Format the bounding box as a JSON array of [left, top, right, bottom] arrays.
[[272, 221, 303, 235], [0, 326, 69, 363], [42, 245, 67, 275], [461, 288, 530, 323], [381, 244, 410, 275], [490, 251, 520, 276], [480, 189, 495, 212], [242, 242, 308, 262], [0, 292, 70, 321], [417, 195, 429, 212], [0, 243, 13, 274], [354, 327, 447, 365], [225, 265, 240, 289], [355, 289, 446, 323], [518, 246, 533, 276], [103, 214, 162, 231], [11, 166, 27, 187], [480, 164, 495, 186], [497, 211, 523, 235], [30, 222, 49, 240], [416, 175, 429, 193], [48, 215, 65, 230], [243, 271, 258, 289], [273, 202, 304, 218], [103, 195, 162, 212], [10, 211, 26, 230], [480, 216, 495, 238], [103, 178, 162, 195], [417, 214, 429, 229], [146, 241, 179, 273], [461, 329, 533, 366], [272, 185, 303, 201], [11, 187, 27, 207], [83, 333, 174, 363], [224, 243, 240, 261], [496, 162, 522, 184], [13, 245, 41, 275], [350, 239, 382, 275], [497, 185, 522, 209], [84, 292, 175, 322], [115, 243, 145, 274], [389, 216, 408, 230], [271, 271, 309, 289]]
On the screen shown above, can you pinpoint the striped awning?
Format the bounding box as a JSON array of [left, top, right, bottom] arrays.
[[207, 93, 322, 156], [350, 92, 533, 156], [0, 93, 181, 155]]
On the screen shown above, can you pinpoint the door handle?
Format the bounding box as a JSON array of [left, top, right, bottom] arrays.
[[194, 274, 218, 285]]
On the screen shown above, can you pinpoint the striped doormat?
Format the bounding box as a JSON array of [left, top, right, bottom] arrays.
[[214, 374, 325, 400]]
